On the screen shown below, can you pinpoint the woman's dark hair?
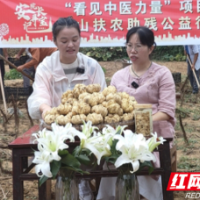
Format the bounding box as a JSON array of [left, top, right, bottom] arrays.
[[52, 17, 80, 41], [126, 26, 156, 48]]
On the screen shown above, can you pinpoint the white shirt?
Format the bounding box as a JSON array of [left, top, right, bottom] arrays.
[[25, 48, 32, 58], [61, 58, 78, 83], [28, 51, 107, 119], [185, 45, 200, 70]]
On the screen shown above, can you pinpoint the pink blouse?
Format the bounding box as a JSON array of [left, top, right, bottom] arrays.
[[110, 62, 176, 138]]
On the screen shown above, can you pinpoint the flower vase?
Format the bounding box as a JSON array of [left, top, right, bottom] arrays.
[[55, 170, 79, 200], [115, 173, 140, 200], [78, 179, 94, 200]]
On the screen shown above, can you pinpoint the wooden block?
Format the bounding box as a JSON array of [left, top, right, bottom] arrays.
[[45, 179, 51, 200], [170, 145, 177, 172], [176, 93, 181, 100]]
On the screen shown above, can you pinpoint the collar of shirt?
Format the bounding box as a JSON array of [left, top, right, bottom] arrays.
[[50, 52, 88, 82]]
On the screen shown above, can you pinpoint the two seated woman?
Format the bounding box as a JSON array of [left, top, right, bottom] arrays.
[[28, 17, 175, 200]]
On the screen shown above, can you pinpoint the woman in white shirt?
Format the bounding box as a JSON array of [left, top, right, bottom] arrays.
[[28, 17, 106, 120], [28, 16, 106, 200]]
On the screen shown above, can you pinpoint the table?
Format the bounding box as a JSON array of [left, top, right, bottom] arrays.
[[8, 125, 174, 200]]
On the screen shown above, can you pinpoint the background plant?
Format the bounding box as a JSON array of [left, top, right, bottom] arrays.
[[151, 46, 186, 61], [80, 47, 128, 61], [80, 46, 185, 62], [4, 69, 22, 80]]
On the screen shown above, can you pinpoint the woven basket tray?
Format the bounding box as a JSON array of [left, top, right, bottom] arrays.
[[43, 119, 135, 131]]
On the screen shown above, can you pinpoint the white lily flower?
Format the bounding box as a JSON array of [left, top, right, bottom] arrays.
[[114, 130, 155, 173], [93, 131, 102, 137], [102, 125, 127, 146], [75, 131, 112, 165], [31, 128, 52, 143], [33, 124, 82, 179], [64, 124, 84, 142], [147, 132, 166, 152], [36, 130, 73, 161], [83, 134, 112, 165], [102, 124, 127, 136], [114, 130, 147, 151], [102, 125, 116, 135], [32, 151, 53, 178], [73, 121, 102, 152], [51, 122, 81, 142], [81, 121, 98, 138], [74, 121, 112, 162], [51, 122, 68, 134], [115, 125, 127, 134]]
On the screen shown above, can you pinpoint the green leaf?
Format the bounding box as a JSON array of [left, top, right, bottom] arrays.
[[39, 175, 49, 186], [101, 67, 106, 74], [75, 154, 91, 165], [138, 161, 154, 174], [106, 52, 112, 57], [61, 153, 81, 168], [86, 52, 91, 57], [38, 161, 61, 186], [96, 53, 101, 58], [59, 149, 69, 156], [72, 146, 81, 156], [50, 160, 61, 179], [105, 138, 121, 165], [60, 166, 90, 175], [104, 156, 116, 164], [4, 69, 23, 80]]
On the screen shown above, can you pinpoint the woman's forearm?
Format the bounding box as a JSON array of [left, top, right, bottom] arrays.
[[152, 111, 170, 121], [39, 104, 51, 119], [17, 48, 26, 57], [23, 58, 38, 69]]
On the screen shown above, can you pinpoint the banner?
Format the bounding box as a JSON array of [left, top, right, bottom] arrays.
[[0, 0, 200, 47]]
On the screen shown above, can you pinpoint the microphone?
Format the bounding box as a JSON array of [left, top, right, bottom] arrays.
[[131, 81, 139, 89], [76, 67, 85, 74]]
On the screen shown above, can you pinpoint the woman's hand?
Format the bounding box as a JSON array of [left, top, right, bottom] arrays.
[[39, 104, 52, 120], [152, 111, 170, 121]]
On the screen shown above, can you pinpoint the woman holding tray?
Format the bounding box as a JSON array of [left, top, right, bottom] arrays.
[[28, 16, 106, 200], [96, 27, 176, 200]]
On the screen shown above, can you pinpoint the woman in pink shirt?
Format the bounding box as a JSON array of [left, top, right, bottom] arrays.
[[109, 26, 176, 200], [111, 26, 176, 139]]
